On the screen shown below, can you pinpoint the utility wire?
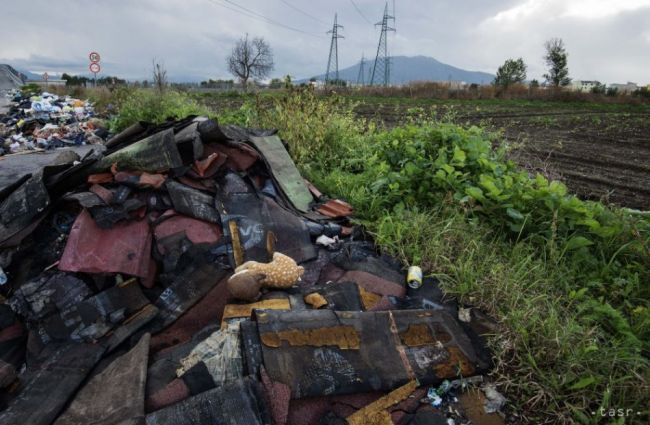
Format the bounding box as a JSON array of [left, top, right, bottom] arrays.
[[205, 0, 324, 38], [349, 0, 373, 25], [278, 0, 329, 25]]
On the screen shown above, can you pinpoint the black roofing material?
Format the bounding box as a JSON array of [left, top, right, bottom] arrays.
[[144, 377, 271, 425], [0, 342, 105, 425]]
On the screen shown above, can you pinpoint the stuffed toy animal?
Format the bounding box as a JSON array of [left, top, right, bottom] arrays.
[[235, 252, 304, 288], [226, 270, 265, 302], [227, 252, 304, 301]]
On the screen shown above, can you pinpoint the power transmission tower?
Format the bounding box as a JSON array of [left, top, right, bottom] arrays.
[[356, 54, 367, 86], [370, 3, 395, 87], [325, 13, 344, 85]]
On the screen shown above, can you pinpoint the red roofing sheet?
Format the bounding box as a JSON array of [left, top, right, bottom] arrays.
[[316, 199, 354, 218], [58, 210, 152, 277]]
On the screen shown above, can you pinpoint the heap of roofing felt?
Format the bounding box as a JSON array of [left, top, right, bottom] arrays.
[[0, 116, 493, 425]]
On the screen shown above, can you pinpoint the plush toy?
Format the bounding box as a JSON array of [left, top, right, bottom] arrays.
[[227, 252, 304, 301], [226, 270, 265, 302], [235, 252, 304, 288]]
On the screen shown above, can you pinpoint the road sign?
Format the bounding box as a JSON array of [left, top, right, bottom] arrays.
[[89, 63, 101, 74], [89, 52, 101, 63]]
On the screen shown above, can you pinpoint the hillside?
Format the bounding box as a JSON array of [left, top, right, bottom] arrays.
[[305, 55, 494, 85]]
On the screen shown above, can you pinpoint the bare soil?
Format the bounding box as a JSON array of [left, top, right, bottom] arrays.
[[354, 103, 650, 210]]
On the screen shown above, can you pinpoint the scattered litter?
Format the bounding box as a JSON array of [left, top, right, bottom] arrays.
[[0, 89, 106, 155], [482, 383, 507, 413], [407, 265, 423, 289], [458, 307, 472, 323]]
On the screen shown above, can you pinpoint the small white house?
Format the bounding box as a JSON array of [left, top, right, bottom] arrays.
[[608, 82, 639, 94], [570, 80, 601, 92]]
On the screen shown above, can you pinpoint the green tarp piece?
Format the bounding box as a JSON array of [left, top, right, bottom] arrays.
[[248, 135, 313, 213]]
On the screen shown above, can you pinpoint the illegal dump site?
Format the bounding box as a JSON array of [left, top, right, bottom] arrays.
[[0, 87, 648, 425]]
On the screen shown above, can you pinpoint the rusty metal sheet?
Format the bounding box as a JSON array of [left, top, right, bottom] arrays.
[[316, 199, 354, 218], [54, 334, 150, 425], [256, 309, 487, 399], [58, 209, 152, 277]]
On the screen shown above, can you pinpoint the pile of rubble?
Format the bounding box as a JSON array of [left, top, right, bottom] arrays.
[[0, 114, 503, 425], [0, 90, 106, 155]]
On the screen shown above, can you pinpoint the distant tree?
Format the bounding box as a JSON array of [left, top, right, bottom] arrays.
[[493, 58, 527, 90], [591, 82, 606, 95], [543, 38, 571, 87], [62, 73, 89, 87], [283, 75, 293, 89], [529, 79, 540, 89], [606, 87, 619, 97], [152, 59, 168, 93], [269, 78, 283, 89], [227, 34, 274, 91]]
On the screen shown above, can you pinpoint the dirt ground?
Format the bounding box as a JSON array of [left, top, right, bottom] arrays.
[[353, 102, 650, 210]]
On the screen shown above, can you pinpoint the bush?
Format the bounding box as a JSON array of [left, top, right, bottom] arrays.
[[109, 88, 210, 132]]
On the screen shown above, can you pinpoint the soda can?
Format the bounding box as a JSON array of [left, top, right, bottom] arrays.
[[407, 266, 423, 289]]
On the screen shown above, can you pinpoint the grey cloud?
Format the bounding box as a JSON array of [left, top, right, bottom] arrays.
[[0, 0, 648, 84]]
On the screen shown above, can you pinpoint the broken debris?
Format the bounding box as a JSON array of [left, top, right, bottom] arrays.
[[0, 104, 498, 424]]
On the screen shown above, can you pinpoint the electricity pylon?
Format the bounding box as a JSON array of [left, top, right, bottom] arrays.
[[325, 13, 344, 85], [370, 3, 395, 86], [356, 54, 367, 86]]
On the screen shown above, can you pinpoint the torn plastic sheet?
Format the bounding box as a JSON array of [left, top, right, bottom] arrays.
[[165, 180, 220, 224], [54, 333, 150, 425], [58, 209, 152, 277], [0, 342, 106, 425], [145, 377, 271, 425], [95, 129, 183, 173], [256, 309, 487, 399], [248, 135, 313, 213]]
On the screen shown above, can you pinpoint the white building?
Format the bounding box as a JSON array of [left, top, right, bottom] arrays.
[[608, 82, 639, 94], [570, 80, 601, 92]]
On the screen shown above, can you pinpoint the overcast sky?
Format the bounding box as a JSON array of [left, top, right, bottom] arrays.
[[1, 0, 649, 84]]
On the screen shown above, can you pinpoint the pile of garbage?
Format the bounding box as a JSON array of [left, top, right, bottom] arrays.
[[0, 90, 107, 155], [0, 114, 503, 425]]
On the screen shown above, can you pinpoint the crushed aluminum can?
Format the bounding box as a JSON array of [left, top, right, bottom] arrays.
[[407, 265, 423, 289]]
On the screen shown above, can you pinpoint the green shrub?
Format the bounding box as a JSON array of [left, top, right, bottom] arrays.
[[109, 88, 210, 132]]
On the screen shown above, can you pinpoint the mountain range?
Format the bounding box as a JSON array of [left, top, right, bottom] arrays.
[[305, 55, 494, 85]]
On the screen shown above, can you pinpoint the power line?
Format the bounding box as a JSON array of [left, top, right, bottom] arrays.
[[349, 0, 373, 25], [205, 0, 324, 38], [279, 0, 328, 25]]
